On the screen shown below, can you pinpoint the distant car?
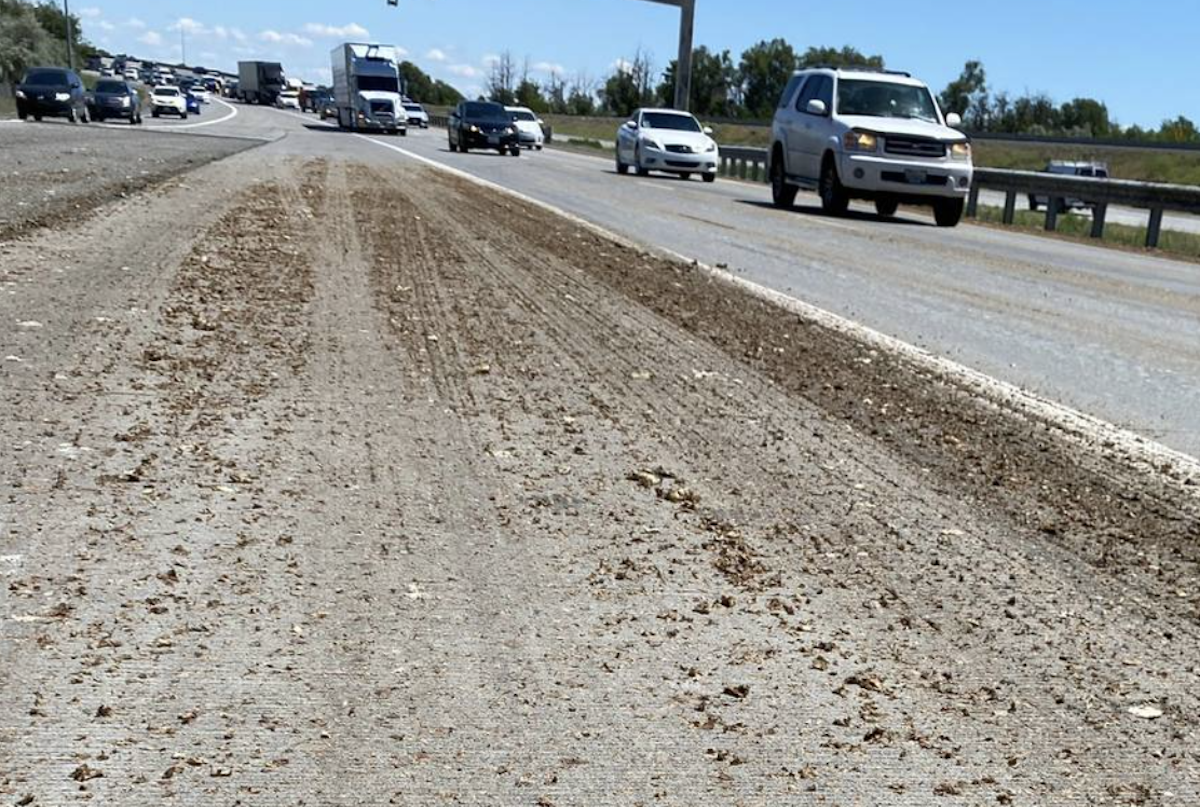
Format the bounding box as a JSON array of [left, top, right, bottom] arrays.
[[448, 101, 520, 156], [402, 101, 430, 128], [318, 98, 338, 120], [150, 85, 188, 119], [303, 89, 332, 114], [187, 85, 211, 104], [505, 106, 545, 149], [185, 92, 201, 115], [123, 68, 140, 82], [276, 91, 301, 110], [15, 67, 90, 123], [1029, 161, 1109, 212], [616, 108, 718, 182], [88, 79, 142, 125]]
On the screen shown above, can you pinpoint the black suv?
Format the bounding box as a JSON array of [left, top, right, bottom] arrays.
[[448, 101, 520, 156], [16, 67, 90, 123], [88, 79, 143, 125]]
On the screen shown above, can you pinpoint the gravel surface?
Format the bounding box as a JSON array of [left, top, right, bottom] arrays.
[[0, 121, 257, 238], [1, 150, 1197, 805]]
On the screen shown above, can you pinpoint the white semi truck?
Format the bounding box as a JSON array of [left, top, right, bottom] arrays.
[[330, 43, 407, 136]]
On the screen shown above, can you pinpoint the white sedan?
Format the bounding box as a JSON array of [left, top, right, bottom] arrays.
[[505, 106, 545, 149], [150, 86, 187, 119], [616, 108, 718, 183]]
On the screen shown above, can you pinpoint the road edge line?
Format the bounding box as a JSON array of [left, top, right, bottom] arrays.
[[356, 133, 1200, 495]]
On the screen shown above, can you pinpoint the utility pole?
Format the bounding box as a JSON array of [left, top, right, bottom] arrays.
[[641, 0, 694, 111], [181, 28, 186, 66], [63, 0, 75, 71]]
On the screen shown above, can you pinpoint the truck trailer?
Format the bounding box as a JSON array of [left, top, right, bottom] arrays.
[[330, 43, 406, 135], [237, 61, 285, 105]]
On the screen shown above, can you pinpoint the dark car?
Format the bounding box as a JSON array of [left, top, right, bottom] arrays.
[[448, 101, 520, 156], [185, 91, 202, 115], [15, 67, 90, 123], [88, 79, 143, 124]]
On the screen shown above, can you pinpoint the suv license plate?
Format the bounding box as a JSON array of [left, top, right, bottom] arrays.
[[488, 135, 499, 145], [905, 169, 928, 185]]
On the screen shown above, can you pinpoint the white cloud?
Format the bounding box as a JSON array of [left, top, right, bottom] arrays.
[[481, 54, 501, 69], [96, 20, 115, 32], [532, 61, 564, 76], [303, 22, 370, 39], [139, 31, 163, 47], [447, 64, 480, 79], [77, 7, 102, 18], [260, 30, 314, 47], [170, 17, 206, 34], [124, 17, 146, 30], [610, 58, 633, 74], [425, 48, 448, 62]]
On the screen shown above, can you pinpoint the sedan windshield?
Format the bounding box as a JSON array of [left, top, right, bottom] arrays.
[[95, 81, 128, 94], [404, 104, 423, 112], [463, 102, 508, 121], [641, 112, 701, 132], [837, 79, 940, 123], [509, 110, 537, 122], [23, 70, 68, 87]]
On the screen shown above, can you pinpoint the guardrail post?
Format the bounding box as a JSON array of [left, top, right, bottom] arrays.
[[1091, 204, 1107, 239], [719, 156, 728, 177], [1146, 208, 1164, 248], [1002, 191, 1016, 225], [1045, 199, 1059, 232], [738, 159, 747, 181], [966, 185, 980, 218]]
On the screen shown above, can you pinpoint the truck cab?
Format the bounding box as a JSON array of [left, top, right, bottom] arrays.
[[330, 43, 407, 136]]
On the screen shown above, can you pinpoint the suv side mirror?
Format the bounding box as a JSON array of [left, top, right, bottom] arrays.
[[945, 112, 963, 128], [806, 99, 827, 116]]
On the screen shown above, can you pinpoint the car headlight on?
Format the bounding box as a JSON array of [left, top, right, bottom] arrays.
[[121, 97, 131, 107], [504, 126, 514, 135], [950, 141, 972, 161], [15, 89, 25, 99], [55, 92, 71, 102], [842, 130, 878, 153]]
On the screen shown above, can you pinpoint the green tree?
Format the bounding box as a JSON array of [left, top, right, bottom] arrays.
[[939, 60, 989, 127], [656, 46, 737, 116], [515, 78, 547, 113], [797, 45, 884, 70], [600, 49, 654, 117], [1158, 115, 1199, 143], [737, 38, 797, 119], [398, 60, 462, 105], [1058, 97, 1112, 138], [0, 1, 65, 87]]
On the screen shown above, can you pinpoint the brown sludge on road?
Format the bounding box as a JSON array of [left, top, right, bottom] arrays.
[[1, 152, 1197, 806]]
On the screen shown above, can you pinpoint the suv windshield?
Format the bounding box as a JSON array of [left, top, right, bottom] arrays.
[[837, 79, 940, 123], [155, 88, 179, 96], [23, 69, 68, 86], [642, 112, 701, 132], [95, 81, 127, 94], [404, 104, 423, 112]]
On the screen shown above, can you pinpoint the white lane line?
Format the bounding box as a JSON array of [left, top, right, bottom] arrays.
[[145, 98, 238, 131], [355, 132, 1200, 482]]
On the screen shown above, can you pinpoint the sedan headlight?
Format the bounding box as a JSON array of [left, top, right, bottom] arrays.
[[15, 89, 25, 99], [504, 126, 514, 135], [644, 138, 664, 151], [55, 92, 71, 102], [950, 141, 972, 161], [842, 130, 878, 153], [705, 141, 717, 153]]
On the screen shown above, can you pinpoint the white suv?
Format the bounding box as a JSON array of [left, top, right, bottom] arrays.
[[768, 68, 973, 227]]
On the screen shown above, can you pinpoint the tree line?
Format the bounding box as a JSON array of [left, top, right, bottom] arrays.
[[0, 0, 96, 88], [481, 38, 1197, 144]]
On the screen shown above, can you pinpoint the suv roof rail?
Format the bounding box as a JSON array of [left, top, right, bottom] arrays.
[[801, 65, 912, 78]]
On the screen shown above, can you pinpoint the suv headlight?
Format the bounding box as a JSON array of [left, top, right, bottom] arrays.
[[55, 92, 71, 102], [121, 97, 131, 107], [15, 89, 25, 99], [469, 124, 480, 133], [842, 130, 878, 153], [950, 141, 972, 161]]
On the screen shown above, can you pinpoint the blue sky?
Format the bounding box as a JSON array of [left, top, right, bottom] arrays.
[[75, 0, 1195, 127]]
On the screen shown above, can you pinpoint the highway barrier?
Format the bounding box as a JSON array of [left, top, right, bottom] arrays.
[[717, 147, 1200, 248]]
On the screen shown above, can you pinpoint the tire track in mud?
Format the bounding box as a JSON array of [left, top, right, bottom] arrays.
[[340, 162, 1200, 804]]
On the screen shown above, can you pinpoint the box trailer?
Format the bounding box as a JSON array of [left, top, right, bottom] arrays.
[[330, 43, 406, 135], [237, 61, 285, 105]]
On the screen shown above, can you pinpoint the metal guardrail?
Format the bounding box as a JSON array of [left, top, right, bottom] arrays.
[[968, 169, 1200, 247], [715, 146, 1200, 247]]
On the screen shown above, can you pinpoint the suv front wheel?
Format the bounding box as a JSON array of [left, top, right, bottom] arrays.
[[770, 153, 797, 209], [933, 198, 965, 228], [819, 158, 850, 215]]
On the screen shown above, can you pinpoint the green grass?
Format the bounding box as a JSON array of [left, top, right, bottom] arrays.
[[0, 95, 15, 119], [973, 205, 1200, 262]]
